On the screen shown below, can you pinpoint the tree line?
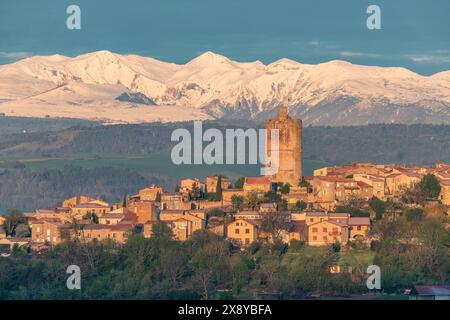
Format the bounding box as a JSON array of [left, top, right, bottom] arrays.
[[1, 122, 450, 164], [1, 207, 448, 300]]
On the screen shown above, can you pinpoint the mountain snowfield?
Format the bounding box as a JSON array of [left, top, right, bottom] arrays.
[[1, 50, 450, 125]]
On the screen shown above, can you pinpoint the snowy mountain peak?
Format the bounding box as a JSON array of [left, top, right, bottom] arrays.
[[187, 51, 232, 66], [79, 50, 118, 59], [73, 50, 122, 65]]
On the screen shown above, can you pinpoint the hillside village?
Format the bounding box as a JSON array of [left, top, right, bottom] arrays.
[[1, 108, 450, 254], [1, 160, 449, 253]]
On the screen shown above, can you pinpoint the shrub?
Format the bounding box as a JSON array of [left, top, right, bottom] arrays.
[[331, 241, 341, 253]]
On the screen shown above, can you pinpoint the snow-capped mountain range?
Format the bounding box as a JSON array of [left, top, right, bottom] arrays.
[[1, 50, 450, 125]]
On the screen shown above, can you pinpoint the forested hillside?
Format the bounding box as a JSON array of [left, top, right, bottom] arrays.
[[0, 121, 449, 212], [0, 166, 170, 212], [0, 122, 449, 164]]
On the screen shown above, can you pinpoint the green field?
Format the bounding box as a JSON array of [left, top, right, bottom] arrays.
[[0, 154, 331, 180]]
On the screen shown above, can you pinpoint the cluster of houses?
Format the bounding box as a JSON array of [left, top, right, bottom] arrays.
[[1, 162, 449, 252], [303, 162, 450, 210]]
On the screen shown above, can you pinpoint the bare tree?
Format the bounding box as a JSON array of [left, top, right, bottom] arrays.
[[260, 212, 291, 242], [3, 209, 25, 236]]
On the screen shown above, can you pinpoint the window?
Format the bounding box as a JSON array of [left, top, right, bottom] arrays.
[[235, 229, 240, 234], [323, 227, 327, 232], [312, 227, 318, 233], [313, 236, 317, 241], [323, 236, 328, 241], [245, 238, 250, 245], [357, 226, 362, 231], [310, 218, 314, 222], [333, 228, 338, 233], [245, 228, 250, 234]]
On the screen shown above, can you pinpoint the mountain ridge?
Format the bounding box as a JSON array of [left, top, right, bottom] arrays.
[[1, 50, 450, 125]]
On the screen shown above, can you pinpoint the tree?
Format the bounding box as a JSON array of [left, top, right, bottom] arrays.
[[203, 192, 217, 201], [278, 182, 290, 195], [336, 196, 369, 217], [291, 200, 307, 212], [260, 212, 291, 241], [331, 241, 341, 253], [191, 182, 201, 200], [299, 177, 312, 192], [419, 174, 441, 200], [215, 176, 223, 201], [245, 191, 260, 210], [385, 198, 404, 220], [152, 222, 173, 241], [208, 208, 225, 218], [231, 195, 244, 211], [2, 209, 25, 236], [234, 177, 245, 189], [229, 255, 252, 293], [290, 247, 337, 293], [371, 215, 449, 291], [263, 190, 282, 203], [160, 244, 188, 286], [155, 191, 161, 202], [83, 211, 99, 224], [401, 183, 424, 204], [14, 224, 31, 238], [369, 197, 386, 220], [190, 233, 230, 299]]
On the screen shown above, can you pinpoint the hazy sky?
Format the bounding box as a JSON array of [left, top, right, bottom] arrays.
[[1, 0, 449, 75]]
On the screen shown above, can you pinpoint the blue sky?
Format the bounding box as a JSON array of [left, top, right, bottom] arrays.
[[1, 0, 449, 75]]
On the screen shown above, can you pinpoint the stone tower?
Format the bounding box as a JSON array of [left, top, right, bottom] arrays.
[[265, 107, 302, 186]]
